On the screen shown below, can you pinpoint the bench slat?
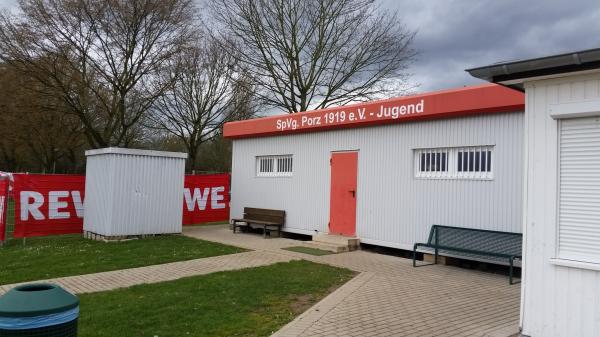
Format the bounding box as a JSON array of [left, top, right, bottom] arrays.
[[241, 207, 285, 223], [416, 243, 520, 259], [244, 207, 285, 217], [233, 218, 282, 225], [426, 225, 522, 256]]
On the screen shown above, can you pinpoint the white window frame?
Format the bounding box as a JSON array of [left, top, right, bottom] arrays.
[[414, 146, 494, 180], [256, 155, 293, 177], [553, 117, 600, 267], [414, 148, 450, 179]]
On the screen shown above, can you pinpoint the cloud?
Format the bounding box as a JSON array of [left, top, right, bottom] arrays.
[[3, 0, 597, 94], [382, 0, 600, 92]]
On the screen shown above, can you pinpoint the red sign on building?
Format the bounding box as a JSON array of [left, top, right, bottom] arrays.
[[224, 84, 525, 139]]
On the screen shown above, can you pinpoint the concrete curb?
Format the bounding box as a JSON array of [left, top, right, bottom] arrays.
[[271, 272, 376, 337]]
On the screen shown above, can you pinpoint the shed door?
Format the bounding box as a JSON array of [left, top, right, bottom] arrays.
[[558, 116, 600, 262], [329, 151, 358, 236]]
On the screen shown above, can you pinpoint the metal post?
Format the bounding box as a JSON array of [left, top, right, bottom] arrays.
[[412, 244, 417, 267], [509, 257, 514, 285], [434, 228, 439, 265]]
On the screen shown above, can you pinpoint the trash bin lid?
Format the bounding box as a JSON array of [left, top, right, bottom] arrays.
[[0, 284, 79, 317]]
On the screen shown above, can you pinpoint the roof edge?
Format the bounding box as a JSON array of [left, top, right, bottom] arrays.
[[85, 147, 188, 159], [224, 84, 524, 139], [466, 48, 600, 88]]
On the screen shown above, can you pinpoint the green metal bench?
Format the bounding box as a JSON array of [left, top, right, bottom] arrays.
[[413, 225, 522, 284]]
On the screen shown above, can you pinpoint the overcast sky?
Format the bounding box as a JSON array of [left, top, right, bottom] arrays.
[[2, 0, 600, 92], [385, 0, 600, 92]]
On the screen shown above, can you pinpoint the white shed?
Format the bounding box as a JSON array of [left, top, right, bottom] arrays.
[[224, 84, 524, 252], [469, 48, 600, 337], [83, 147, 187, 239]]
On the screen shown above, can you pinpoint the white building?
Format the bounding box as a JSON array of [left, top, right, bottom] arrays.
[[224, 84, 524, 251], [469, 48, 600, 337]]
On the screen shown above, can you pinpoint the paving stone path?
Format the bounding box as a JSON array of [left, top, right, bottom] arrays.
[[0, 250, 295, 295], [1, 224, 521, 337], [184, 225, 521, 337]]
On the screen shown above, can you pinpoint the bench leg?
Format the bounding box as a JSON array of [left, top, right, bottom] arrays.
[[413, 244, 437, 267], [413, 244, 418, 267], [509, 257, 521, 285], [509, 257, 514, 284]]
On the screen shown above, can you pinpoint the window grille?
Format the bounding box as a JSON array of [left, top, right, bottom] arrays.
[[256, 155, 293, 177], [414, 146, 494, 179]]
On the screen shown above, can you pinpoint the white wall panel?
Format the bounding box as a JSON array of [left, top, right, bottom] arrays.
[[84, 148, 186, 236], [521, 73, 600, 337], [231, 112, 524, 248]]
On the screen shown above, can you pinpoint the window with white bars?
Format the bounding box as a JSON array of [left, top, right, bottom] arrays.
[[256, 155, 293, 177], [414, 146, 494, 179], [416, 149, 449, 178]]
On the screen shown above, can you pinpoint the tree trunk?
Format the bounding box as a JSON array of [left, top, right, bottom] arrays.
[[187, 145, 198, 174]]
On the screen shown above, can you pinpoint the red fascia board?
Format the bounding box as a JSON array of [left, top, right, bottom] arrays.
[[223, 84, 524, 139]]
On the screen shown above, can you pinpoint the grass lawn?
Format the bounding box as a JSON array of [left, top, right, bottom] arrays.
[[79, 260, 354, 337], [0, 234, 244, 285], [283, 246, 334, 256]]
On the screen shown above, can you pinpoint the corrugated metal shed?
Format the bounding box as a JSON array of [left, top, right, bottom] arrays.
[[83, 148, 187, 237]]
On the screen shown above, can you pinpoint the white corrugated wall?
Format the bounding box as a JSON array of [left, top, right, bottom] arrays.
[[84, 149, 186, 236], [231, 111, 524, 249], [521, 73, 600, 337]]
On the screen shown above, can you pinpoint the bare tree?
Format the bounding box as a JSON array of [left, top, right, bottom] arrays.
[[210, 0, 417, 113], [19, 90, 86, 173], [0, 64, 86, 173], [0, 0, 197, 148], [0, 65, 26, 171], [149, 38, 257, 172]]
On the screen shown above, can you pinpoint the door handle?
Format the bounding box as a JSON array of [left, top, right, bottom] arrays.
[[349, 190, 356, 197]]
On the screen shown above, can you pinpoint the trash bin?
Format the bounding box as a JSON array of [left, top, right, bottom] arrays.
[[0, 283, 79, 337]]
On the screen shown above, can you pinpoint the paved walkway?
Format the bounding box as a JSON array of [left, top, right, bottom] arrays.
[[184, 225, 521, 337], [0, 250, 295, 295], [1, 225, 520, 337]]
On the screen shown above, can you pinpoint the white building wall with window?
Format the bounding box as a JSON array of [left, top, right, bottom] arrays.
[[520, 73, 600, 337], [230, 111, 523, 249]]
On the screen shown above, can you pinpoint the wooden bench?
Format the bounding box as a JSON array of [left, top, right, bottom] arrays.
[[413, 225, 522, 284], [231, 207, 285, 238]]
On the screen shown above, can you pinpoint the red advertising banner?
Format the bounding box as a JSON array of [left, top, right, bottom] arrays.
[[12, 174, 85, 238], [11, 173, 230, 238], [0, 178, 8, 243], [183, 174, 230, 225]]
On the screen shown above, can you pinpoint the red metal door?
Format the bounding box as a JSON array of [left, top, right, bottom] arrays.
[[329, 152, 358, 236]]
